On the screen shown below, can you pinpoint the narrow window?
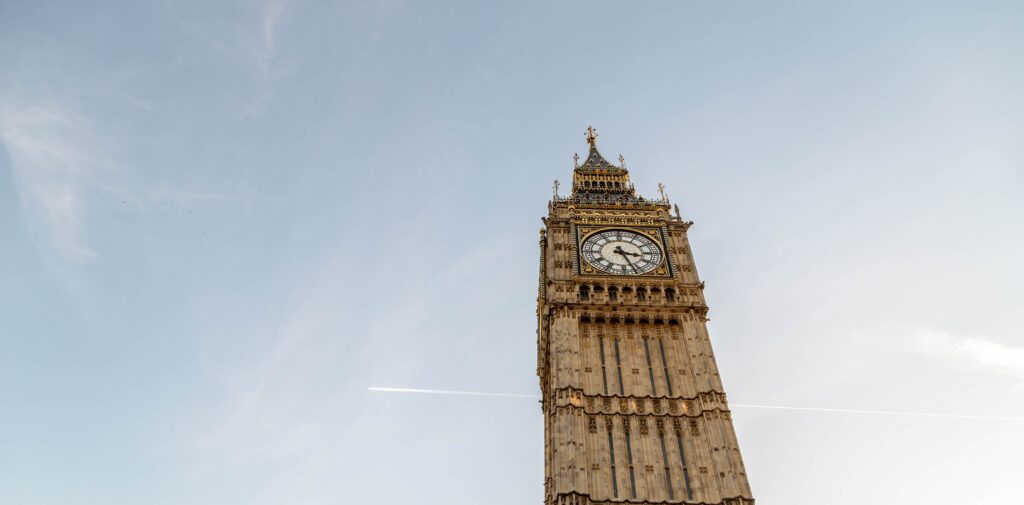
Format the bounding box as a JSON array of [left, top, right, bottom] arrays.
[[676, 431, 693, 500], [643, 338, 657, 396], [580, 286, 590, 301], [599, 336, 609, 395], [608, 287, 618, 302], [637, 288, 647, 301], [665, 288, 676, 302], [607, 428, 619, 497], [658, 338, 673, 396], [659, 432, 675, 499], [613, 339, 625, 395], [624, 426, 637, 498]]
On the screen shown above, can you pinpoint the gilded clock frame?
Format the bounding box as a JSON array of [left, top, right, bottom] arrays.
[[573, 225, 674, 278]]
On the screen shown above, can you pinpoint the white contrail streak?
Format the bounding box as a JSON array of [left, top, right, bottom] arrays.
[[368, 387, 539, 399], [728, 403, 1024, 422], [368, 387, 1024, 422]]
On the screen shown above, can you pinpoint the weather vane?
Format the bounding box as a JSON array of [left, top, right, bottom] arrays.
[[585, 125, 598, 146]]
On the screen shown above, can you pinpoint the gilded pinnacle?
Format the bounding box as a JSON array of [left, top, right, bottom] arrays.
[[585, 125, 598, 146]]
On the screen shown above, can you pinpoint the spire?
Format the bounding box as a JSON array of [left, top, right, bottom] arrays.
[[560, 127, 669, 209], [576, 126, 620, 172]]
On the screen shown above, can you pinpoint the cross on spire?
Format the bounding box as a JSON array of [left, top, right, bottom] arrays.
[[585, 125, 598, 147]]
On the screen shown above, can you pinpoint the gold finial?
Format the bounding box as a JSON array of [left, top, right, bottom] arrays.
[[657, 182, 668, 202], [618, 154, 626, 168], [573, 152, 579, 167], [585, 125, 598, 146]]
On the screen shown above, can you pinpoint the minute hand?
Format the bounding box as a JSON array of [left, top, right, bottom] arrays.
[[614, 250, 639, 273]]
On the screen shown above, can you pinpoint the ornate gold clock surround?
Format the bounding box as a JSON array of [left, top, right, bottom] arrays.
[[574, 224, 674, 278]]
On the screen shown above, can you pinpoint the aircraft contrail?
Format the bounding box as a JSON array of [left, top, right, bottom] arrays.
[[368, 387, 1024, 422], [368, 387, 539, 399], [726, 403, 1024, 422]]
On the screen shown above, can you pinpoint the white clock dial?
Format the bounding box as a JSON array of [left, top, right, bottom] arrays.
[[580, 229, 664, 275]]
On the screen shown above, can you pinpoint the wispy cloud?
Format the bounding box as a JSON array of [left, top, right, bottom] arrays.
[[0, 101, 107, 261], [258, 0, 288, 76], [913, 329, 1024, 384], [244, 0, 289, 117]]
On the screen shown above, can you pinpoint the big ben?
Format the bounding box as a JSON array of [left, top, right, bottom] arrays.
[[537, 128, 754, 505]]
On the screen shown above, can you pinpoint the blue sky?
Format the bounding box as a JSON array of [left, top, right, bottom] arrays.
[[2, 1, 1023, 503]]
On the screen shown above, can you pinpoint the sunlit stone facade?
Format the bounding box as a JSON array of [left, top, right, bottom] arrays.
[[536, 129, 754, 505]]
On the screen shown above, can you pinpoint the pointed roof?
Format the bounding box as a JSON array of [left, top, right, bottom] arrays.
[[556, 126, 669, 210], [577, 144, 625, 172], [575, 125, 625, 173]]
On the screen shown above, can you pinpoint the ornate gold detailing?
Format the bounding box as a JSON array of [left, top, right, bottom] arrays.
[[585, 125, 598, 146], [575, 226, 669, 278]]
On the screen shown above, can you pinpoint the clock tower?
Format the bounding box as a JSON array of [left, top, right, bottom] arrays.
[[537, 128, 754, 505]]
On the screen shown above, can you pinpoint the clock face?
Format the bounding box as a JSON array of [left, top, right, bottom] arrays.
[[580, 229, 664, 275]]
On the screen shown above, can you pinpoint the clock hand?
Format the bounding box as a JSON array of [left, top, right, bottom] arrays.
[[614, 245, 642, 258], [624, 255, 639, 274], [614, 249, 640, 273]]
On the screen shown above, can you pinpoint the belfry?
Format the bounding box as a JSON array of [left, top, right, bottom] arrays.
[[536, 128, 754, 505]]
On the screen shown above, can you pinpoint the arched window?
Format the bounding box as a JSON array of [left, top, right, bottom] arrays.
[[579, 286, 590, 301], [636, 288, 647, 301], [608, 287, 619, 302], [665, 288, 676, 302]]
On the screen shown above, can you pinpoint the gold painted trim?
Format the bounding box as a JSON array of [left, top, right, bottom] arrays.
[[577, 226, 668, 277]]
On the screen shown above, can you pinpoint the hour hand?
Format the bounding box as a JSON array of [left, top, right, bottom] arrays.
[[614, 246, 640, 257]]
